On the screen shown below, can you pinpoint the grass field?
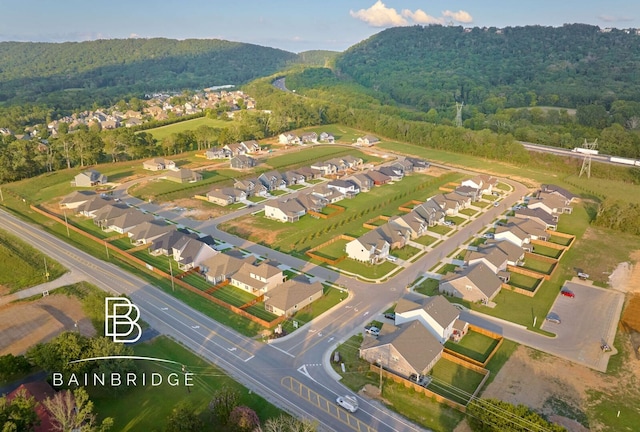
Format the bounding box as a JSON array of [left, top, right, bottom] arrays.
[[280, 286, 344, 333], [531, 244, 563, 259], [330, 258, 397, 279], [92, 336, 283, 431], [426, 358, 486, 405], [265, 146, 378, 170], [414, 278, 440, 296], [508, 273, 543, 292], [548, 235, 573, 247], [0, 229, 66, 293], [445, 330, 500, 364], [414, 234, 438, 247], [311, 239, 348, 261], [521, 257, 556, 275], [128, 169, 239, 201], [145, 117, 233, 141]]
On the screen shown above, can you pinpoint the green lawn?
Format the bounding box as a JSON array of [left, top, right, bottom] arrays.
[[248, 195, 266, 203], [145, 117, 232, 141], [414, 234, 438, 246], [426, 358, 486, 405], [470, 237, 487, 247], [495, 182, 511, 191], [221, 172, 464, 255], [288, 184, 306, 190], [444, 330, 500, 364], [331, 258, 398, 279], [508, 273, 543, 292], [548, 235, 573, 247], [521, 257, 556, 275], [414, 278, 440, 296], [392, 245, 421, 261], [0, 228, 66, 293], [128, 169, 239, 202], [436, 263, 458, 275], [429, 225, 453, 236], [280, 286, 344, 333], [459, 208, 478, 217], [213, 284, 258, 308], [473, 200, 491, 208], [92, 336, 283, 431], [265, 146, 380, 170], [311, 239, 348, 261], [531, 244, 563, 259]]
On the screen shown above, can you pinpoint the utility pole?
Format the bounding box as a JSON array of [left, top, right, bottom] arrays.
[[0, 187, 4, 202], [63, 210, 70, 237], [105, 241, 109, 259], [44, 257, 49, 281], [455, 102, 464, 127], [579, 138, 598, 178], [169, 258, 175, 291]]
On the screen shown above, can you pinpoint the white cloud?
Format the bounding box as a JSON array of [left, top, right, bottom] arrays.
[[402, 9, 443, 25], [598, 14, 634, 23], [129, 33, 141, 39], [351, 2, 473, 27], [350, 1, 408, 27], [442, 10, 473, 24]]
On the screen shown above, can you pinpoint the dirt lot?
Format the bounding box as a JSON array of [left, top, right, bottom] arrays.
[[455, 253, 640, 432], [0, 295, 95, 355]]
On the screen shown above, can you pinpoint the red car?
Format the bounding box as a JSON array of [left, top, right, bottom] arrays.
[[561, 290, 575, 298]]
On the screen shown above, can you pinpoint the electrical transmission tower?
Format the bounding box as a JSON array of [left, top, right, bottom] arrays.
[[455, 102, 464, 127], [579, 139, 598, 178]]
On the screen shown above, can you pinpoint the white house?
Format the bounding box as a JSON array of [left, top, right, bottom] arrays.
[[394, 296, 460, 344]]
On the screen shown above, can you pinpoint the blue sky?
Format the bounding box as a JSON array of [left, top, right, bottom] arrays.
[[2, 0, 639, 52]]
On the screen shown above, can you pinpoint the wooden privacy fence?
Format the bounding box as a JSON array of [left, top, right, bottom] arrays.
[[305, 234, 354, 265]]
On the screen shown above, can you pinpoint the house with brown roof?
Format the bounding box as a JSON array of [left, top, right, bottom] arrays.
[[356, 135, 380, 146], [461, 175, 498, 195], [207, 188, 247, 206], [201, 251, 255, 284], [107, 210, 155, 234], [128, 220, 177, 245], [513, 208, 558, 230], [349, 173, 373, 192], [143, 157, 176, 171], [319, 132, 335, 143], [389, 212, 429, 239], [264, 198, 306, 222], [264, 276, 324, 317], [230, 261, 284, 295], [541, 184, 577, 203], [171, 236, 218, 271], [72, 170, 107, 187], [528, 191, 573, 215], [439, 262, 503, 303], [465, 246, 509, 274], [365, 170, 391, 186], [345, 221, 410, 263], [359, 321, 443, 379]]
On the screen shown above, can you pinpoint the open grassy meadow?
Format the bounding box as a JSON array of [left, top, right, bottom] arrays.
[[92, 336, 283, 431], [144, 117, 233, 141]]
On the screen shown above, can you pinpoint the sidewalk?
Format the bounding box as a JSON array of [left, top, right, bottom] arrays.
[[0, 271, 84, 307]]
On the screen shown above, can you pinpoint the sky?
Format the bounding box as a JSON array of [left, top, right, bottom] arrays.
[[1, 0, 639, 52]]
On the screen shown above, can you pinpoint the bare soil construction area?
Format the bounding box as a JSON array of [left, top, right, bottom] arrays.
[[0, 295, 95, 355], [463, 252, 640, 432]]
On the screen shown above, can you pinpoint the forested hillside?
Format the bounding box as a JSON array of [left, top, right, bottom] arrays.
[[0, 38, 297, 109], [335, 24, 640, 111]]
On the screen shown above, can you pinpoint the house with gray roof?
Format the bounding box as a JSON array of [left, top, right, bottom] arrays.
[[72, 170, 107, 187], [360, 321, 443, 379], [356, 135, 379, 146], [165, 168, 202, 183], [59, 190, 96, 210], [528, 191, 573, 215], [327, 179, 359, 197], [378, 166, 404, 181], [349, 173, 373, 192], [406, 157, 430, 171], [439, 262, 503, 304], [230, 154, 256, 170], [455, 185, 480, 201], [264, 198, 306, 222], [92, 204, 134, 230], [395, 296, 461, 344], [207, 187, 247, 206], [465, 246, 509, 274], [541, 184, 577, 203], [149, 230, 197, 256], [107, 211, 155, 234], [345, 221, 410, 263], [128, 220, 177, 245], [300, 132, 318, 143], [319, 132, 335, 143], [76, 196, 112, 217], [204, 147, 225, 159], [264, 276, 324, 317], [389, 211, 429, 239], [201, 251, 255, 284], [413, 199, 445, 226], [258, 171, 286, 191], [171, 236, 218, 271], [143, 157, 175, 171], [513, 208, 558, 230], [230, 261, 284, 295]]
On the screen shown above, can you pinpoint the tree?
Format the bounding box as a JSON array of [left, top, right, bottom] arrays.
[[227, 406, 259, 432], [27, 332, 89, 375], [467, 398, 566, 432], [0, 354, 32, 382], [0, 388, 39, 432], [260, 415, 318, 432], [44, 387, 113, 432], [165, 402, 204, 432], [208, 387, 239, 424]]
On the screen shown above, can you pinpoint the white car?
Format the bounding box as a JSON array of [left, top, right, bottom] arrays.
[[336, 395, 358, 413], [365, 326, 380, 337], [386, 255, 397, 262]]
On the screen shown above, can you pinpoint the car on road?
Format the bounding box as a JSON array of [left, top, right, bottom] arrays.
[[364, 325, 380, 336], [493, 201, 500, 207], [336, 395, 358, 413], [561, 290, 575, 298], [546, 315, 561, 324]]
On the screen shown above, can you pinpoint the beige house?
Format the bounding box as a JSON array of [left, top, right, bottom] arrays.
[[165, 168, 203, 183], [439, 262, 503, 303], [230, 261, 285, 295], [59, 190, 96, 209], [143, 157, 175, 171], [264, 277, 324, 317]]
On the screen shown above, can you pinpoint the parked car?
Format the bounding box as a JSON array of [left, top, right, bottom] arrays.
[[482, 232, 494, 239], [336, 395, 358, 413], [364, 326, 380, 337], [386, 255, 398, 263], [408, 374, 432, 387], [546, 315, 561, 324], [560, 290, 575, 298], [493, 201, 500, 207], [383, 312, 396, 320], [578, 272, 589, 280]]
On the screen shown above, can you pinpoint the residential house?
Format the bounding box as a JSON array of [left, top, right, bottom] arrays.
[[296, 193, 327, 212], [541, 184, 577, 203], [59, 190, 96, 210], [324, 158, 348, 173], [143, 157, 175, 171], [149, 230, 198, 256], [207, 188, 247, 206], [234, 178, 268, 197], [230, 261, 285, 295], [406, 157, 430, 171], [465, 246, 509, 274], [394, 296, 461, 344], [107, 211, 155, 234], [204, 147, 225, 159], [365, 170, 391, 186], [455, 185, 480, 201], [439, 262, 503, 303], [125, 118, 143, 128], [356, 135, 380, 146], [327, 179, 360, 197], [432, 193, 461, 216], [349, 173, 373, 192], [413, 199, 446, 226], [392, 159, 414, 174], [300, 132, 318, 144], [527, 191, 573, 215], [241, 140, 261, 153], [128, 220, 177, 245], [342, 155, 364, 170], [484, 240, 526, 267], [494, 223, 532, 249], [377, 166, 404, 181], [258, 171, 286, 191], [264, 198, 307, 222], [310, 161, 337, 176], [346, 221, 410, 263], [359, 321, 443, 379], [76, 196, 112, 217], [319, 132, 335, 143], [513, 208, 558, 230], [281, 171, 305, 186], [200, 251, 255, 284], [310, 184, 344, 203], [390, 211, 429, 239], [278, 133, 300, 145], [171, 236, 218, 271], [264, 276, 324, 317], [72, 170, 107, 187], [92, 204, 134, 230], [230, 154, 256, 170], [223, 143, 247, 158], [293, 166, 323, 180], [165, 168, 203, 183], [461, 175, 498, 195]]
